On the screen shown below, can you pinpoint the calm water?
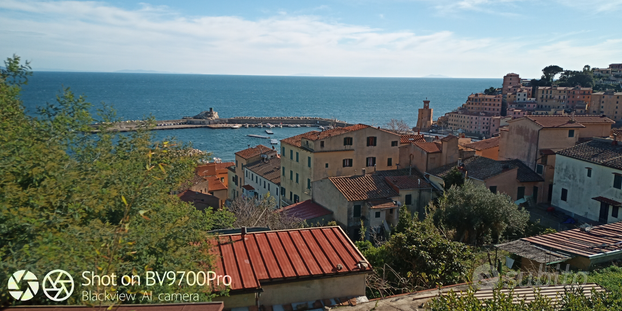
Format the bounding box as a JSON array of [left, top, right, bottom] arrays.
[[20, 72, 500, 161]]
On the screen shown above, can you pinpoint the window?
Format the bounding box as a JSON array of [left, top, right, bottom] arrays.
[[290, 150, 293, 159], [282, 167, 285, 176], [405, 194, 412, 205], [320, 141, 325, 148], [343, 159, 353, 167], [282, 147, 285, 155], [517, 187, 525, 200], [375, 212, 381, 218], [536, 164, 543, 175], [290, 191, 293, 201], [307, 179, 311, 189], [353, 205, 361, 217], [366, 157, 376, 167], [281, 187, 285, 197], [325, 163, 329, 168], [308, 157, 311, 167], [561, 188, 568, 201], [296, 152, 299, 162], [489, 186, 497, 194], [391, 141, 398, 146], [245, 171, 248, 178], [614, 206, 620, 218], [268, 183, 270, 191], [367, 136, 377, 146], [586, 168, 592, 178], [387, 158, 393, 166], [615, 174, 622, 189], [290, 170, 293, 180], [296, 173, 299, 183], [344, 137, 353, 145], [294, 194, 299, 203], [568, 130, 575, 138]]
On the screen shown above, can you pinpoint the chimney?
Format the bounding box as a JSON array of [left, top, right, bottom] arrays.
[[241, 226, 247, 235], [362, 168, 366, 176]]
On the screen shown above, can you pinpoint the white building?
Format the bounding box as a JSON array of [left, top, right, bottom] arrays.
[[552, 138, 622, 224], [243, 157, 281, 208]]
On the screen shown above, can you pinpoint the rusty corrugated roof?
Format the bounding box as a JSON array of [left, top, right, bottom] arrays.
[[522, 221, 622, 258], [210, 227, 371, 292], [277, 200, 333, 220]]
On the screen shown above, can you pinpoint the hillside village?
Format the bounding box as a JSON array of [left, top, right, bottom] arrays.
[[176, 63, 622, 310]]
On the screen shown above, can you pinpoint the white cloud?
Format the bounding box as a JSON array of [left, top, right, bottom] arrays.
[[0, 0, 620, 77]]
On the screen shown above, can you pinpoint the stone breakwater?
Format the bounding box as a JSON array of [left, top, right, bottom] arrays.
[[91, 116, 351, 132]]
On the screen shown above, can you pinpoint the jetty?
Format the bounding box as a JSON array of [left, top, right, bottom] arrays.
[[90, 108, 351, 132]]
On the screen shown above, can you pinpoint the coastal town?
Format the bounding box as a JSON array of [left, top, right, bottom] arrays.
[[172, 63, 622, 310]]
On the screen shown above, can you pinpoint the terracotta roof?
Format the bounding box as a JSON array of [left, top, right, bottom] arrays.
[[235, 145, 276, 160], [557, 139, 622, 170], [367, 199, 398, 209], [413, 141, 442, 154], [384, 175, 431, 189], [246, 158, 281, 184], [524, 115, 614, 128], [281, 124, 400, 147], [400, 134, 426, 144], [277, 200, 333, 220], [464, 136, 500, 151], [210, 227, 372, 291], [207, 176, 227, 192], [196, 162, 234, 177], [329, 175, 399, 202], [522, 221, 622, 258], [242, 184, 255, 191], [2, 303, 224, 311]]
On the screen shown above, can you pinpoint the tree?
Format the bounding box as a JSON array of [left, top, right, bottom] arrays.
[[442, 167, 464, 190], [541, 65, 564, 84], [433, 180, 529, 245], [228, 195, 303, 230], [558, 70, 595, 88], [385, 119, 410, 133], [0, 55, 235, 306], [483, 87, 497, 95]]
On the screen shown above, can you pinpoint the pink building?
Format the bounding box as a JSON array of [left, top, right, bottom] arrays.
[[463, 93, 504, 115], [446, 109, 501, 137]]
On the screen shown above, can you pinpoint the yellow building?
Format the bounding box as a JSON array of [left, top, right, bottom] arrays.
[[280, 124, 401, 204], [591, 91, 622, 121], [227, 145, 278, 200]]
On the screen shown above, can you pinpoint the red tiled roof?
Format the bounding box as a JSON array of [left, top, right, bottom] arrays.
[[281, 124, 399, 147], [196, 162, 235, 177], [524, 115, 614, 128], [413, 141, 442, 154], [384, 175, 431, 189], [329, 175, 398, 202], [178, 190, 220, 211], [2, 303, 224, 311], [277, 200, 333, 220], [210, 227, 372, 291], [522, 221, 622, 258], [464, 136, 500, 151], [242, 184, 255, 191], [235, 145, 276, 159], [400, 134, 426, 144], [207, 176, 227, 192]]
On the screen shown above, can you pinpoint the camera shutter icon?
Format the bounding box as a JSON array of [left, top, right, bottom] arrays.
[[8, 270, 39, 301]]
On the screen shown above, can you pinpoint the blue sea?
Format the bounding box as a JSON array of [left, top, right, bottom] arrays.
[[20, 72, 500, 161]]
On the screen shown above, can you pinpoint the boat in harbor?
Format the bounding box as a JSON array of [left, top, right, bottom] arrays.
[[265, 129, 274, 135], [270, 139, 278, 145], [231, 124, 241, 129], [247, 134, 270, 139]]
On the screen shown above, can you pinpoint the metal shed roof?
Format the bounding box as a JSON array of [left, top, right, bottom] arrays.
[[209, 227, 371, 292]]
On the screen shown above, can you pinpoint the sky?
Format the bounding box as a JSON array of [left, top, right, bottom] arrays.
[[1, 0, 621, 78]]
